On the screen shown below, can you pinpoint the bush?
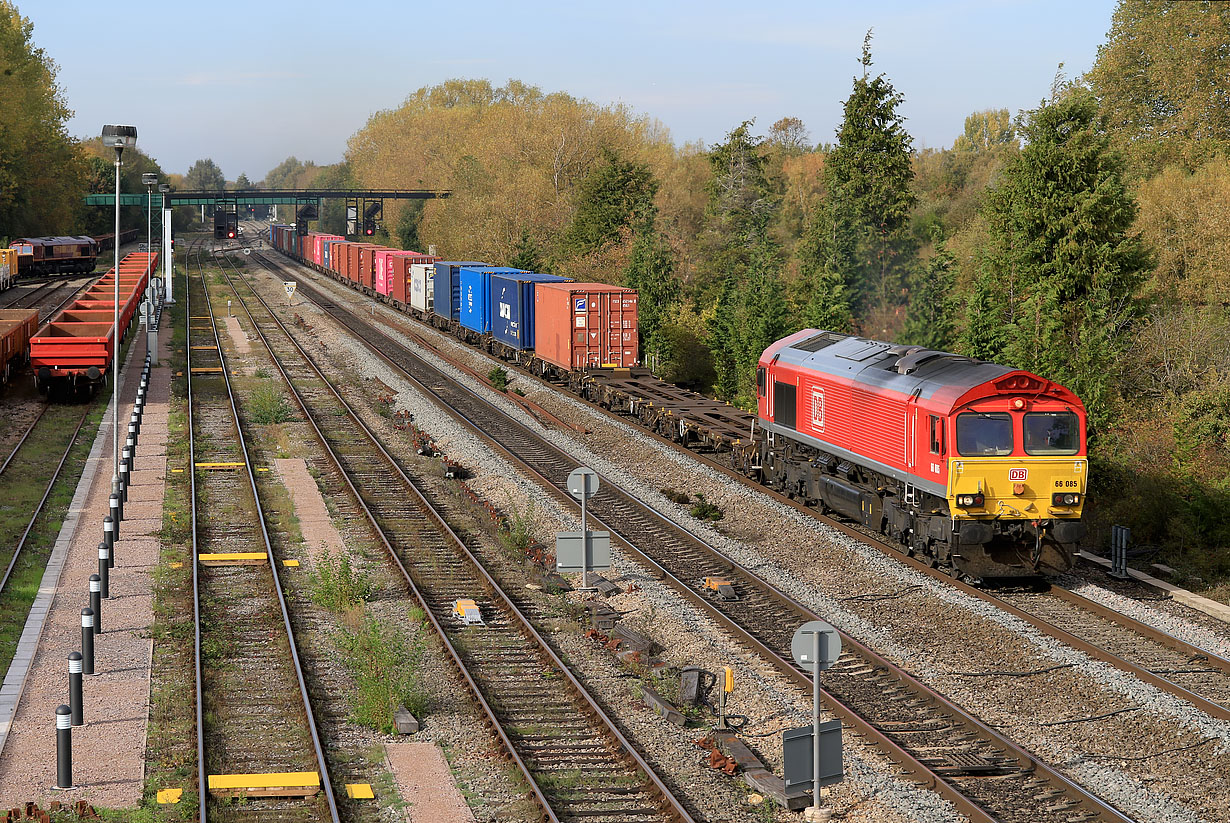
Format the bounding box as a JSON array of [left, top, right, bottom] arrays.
[[248, 381, 294, 424], [335, 611, 429, 732], [488, 366, 509, 392], [499, 498, 536, 555], [689, 493, 723, 521], [660, 488, 691, 505], [310, 550, 373, 612]]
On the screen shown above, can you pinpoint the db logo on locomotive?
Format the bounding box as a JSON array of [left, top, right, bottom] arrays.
[[1008, 468, 1029, 482]]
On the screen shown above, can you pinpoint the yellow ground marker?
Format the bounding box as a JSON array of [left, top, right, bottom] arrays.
[[194, 462, 245, 469], [282, 559, 300, 567], [156, 788, 183, 804], [190, 346, 218, 350], [198, 552, 267, 566], [190, 367, 224, 373], [207, 772, 320, 797], [345, 784, 374, 800], [169, 562, 183, 570], [171, 468, 184, 473], [256, 467, 270, 472]]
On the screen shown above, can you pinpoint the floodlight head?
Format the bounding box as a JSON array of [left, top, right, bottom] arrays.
[[101, 124, 137, 150], [142, 172, 158, 186], [158, 184, 171, 193]]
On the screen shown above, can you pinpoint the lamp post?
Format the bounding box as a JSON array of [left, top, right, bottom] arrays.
[[101, 125, 137, 503], [159, 184, 172, 304], [142, 173, 157, 312]]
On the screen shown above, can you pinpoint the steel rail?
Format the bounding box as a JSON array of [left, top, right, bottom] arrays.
[[257, 247, 1139, 823], [229, 246, 693, 823], [187, 242, 341, 822], [0, 408, 89, 597], [184, 237, 206, 823], [0, 405, 49, 476]]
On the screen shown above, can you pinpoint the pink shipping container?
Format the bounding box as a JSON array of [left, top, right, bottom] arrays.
[[313, 234, 342, 267], [534, 282, 639, 370], [374, 249, 416, 296]]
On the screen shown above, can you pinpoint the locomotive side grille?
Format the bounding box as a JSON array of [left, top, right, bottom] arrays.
[[774, 381, 797, 429]]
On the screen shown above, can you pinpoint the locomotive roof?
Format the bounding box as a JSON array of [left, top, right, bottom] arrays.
[[14, 236, 96, 246], [770, 330, 1021, 410]]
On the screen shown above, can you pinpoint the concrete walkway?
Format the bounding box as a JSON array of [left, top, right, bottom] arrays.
[[0, 319, 170, 806]]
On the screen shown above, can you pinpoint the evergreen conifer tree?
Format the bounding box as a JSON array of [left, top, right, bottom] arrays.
[[820, 31, 917, 318], [978, 86, 1151, 428], [901, 231, 958, 350]]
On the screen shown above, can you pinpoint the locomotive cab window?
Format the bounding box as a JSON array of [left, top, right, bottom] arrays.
[[1023, 411, 1080, 455], [756, 367, 766, 397], [929, 415, 944, 455], [956, 412, 1013, 456]]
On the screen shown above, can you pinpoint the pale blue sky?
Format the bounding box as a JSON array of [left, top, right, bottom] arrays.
[[20, 0, 1118, 182]]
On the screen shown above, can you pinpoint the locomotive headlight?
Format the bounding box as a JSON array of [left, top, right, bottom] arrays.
[[1052, 492, 1081, 506], [957, 493, 985, 508]]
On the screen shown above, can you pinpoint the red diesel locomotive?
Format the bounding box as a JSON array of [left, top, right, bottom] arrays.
[[757, 329, 1087, 581]]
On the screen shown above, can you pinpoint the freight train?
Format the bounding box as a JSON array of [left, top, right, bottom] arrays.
[[268, 225, 1086, 580], [31, 251, 155, 396], [8, 229, 139, 278]]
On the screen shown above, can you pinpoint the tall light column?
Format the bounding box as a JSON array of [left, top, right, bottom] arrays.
[[159, 184, 172, 303], [101, 125, 137, 500]]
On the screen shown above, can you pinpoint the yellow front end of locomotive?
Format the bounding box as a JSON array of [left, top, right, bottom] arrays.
[[948, 457, 1087, 522]]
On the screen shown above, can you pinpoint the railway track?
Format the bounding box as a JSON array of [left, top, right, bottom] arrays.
[[254, 231, 1230, 725], [186, 243, 340, 823], [250, 248, 1136, 823], [218, 249, 694, 823], [0, 276, 93, 320]]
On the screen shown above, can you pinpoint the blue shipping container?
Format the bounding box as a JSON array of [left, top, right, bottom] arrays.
[[432, 262, 488, 323], [490, 272, 570, 351], [459, 267, 530, 334], [322, 239, 343, 270]]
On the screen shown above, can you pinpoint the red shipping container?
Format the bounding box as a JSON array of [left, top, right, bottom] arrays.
[[331, 241, 352, 277], [358, 245, 384, 291], [345, 243, 362, 283], [388, 252, 438, 305], [534, 282, 639, 370]]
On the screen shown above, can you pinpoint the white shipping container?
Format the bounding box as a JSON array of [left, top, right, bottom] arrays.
[[410, 263, 434, 313]]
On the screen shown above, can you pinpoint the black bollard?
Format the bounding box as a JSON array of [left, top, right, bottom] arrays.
[[103, 516, 115, 567], [128, 420, 138, 449], [98, 544, 109, 598], [68, 652, 83, 726], [125, 440, 135, 474], [89, 573, 101, 633], [80, 609, 94, 675], [119, 461, 130, 503], [109, 492, 121, 534], [55, 705, 73, 789]]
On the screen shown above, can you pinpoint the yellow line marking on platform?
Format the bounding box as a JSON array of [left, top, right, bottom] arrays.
[[345, 783, 374, 800], [207, 771, 320, 797], [282, 559, 300, 567], [156, 788, 183, 804], [198, 552, 268, 566]]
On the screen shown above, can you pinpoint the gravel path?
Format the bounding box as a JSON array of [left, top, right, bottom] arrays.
[[385, 742, 477, 823], [0, 332, 168, 807], [275, 268, 1230, 823]]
